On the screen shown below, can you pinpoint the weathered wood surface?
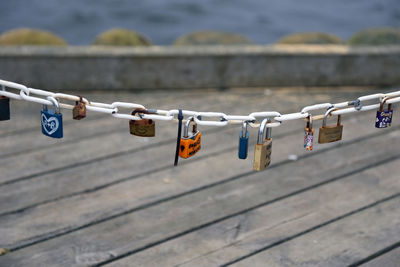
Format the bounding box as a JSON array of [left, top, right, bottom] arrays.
[[360, 246, 400, 267], [0, 87, 399, 266], [232, 197, 400, 267], [109, 159, 400, 267]]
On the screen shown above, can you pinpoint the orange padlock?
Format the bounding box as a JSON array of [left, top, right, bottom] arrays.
[[179, 116, 201, 159]]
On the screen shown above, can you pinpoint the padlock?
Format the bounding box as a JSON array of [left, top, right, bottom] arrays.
[[129, 108, 155, 137], [41, 96, 63, 139], [375, 97, 393, 128], [304, 114, 314, 151], [238, 121, 249, 159], [318, 107, 343, 144], [253, 118, 272, 171], [0, 95, 10, 121], [72, 96, 86, 120], [179, 116, 201, 159]]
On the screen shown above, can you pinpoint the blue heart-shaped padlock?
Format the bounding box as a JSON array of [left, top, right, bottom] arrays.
[[41, 97, 63, 138]]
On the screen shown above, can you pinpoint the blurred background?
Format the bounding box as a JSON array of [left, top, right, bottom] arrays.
[[1, 0, 399, 45]]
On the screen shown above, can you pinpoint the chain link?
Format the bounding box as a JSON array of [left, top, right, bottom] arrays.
[[1, 79, 399, 129]]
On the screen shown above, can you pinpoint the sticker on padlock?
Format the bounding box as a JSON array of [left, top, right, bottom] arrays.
[[318, 107, 343, 144], [179, 116, 201, 159], [304, 114, 314, 151], [238, 121, 249, 159], [253, 118, 272, 171], [41, 96, 63, 139], [129, 108, 155, 137], [0, 95, 10, 121], [72, 96, 86, 120], [375, 96, 393, 128]]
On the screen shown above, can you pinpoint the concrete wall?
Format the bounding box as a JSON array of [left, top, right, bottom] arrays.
[[0, 45, 399, 90]]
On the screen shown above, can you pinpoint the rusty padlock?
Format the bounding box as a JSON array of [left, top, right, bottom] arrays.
[[129, 108, 155, 137], [72, 96, 86, 120]]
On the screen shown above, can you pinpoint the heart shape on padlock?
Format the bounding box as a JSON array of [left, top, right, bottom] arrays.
[[41, 113, 59, 135]]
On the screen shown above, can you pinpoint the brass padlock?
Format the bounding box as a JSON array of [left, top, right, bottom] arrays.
[[72, 96, 86, 120], [318, 107, 343, 144], [129, 108, 155, 137], [179, 116, 201, 159], [253, 118, 272, 171]]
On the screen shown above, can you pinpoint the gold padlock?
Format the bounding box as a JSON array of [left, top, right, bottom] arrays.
[[253, 118, 272, 171], [318, 107, 343, 144], [129, 108, 155, 137]]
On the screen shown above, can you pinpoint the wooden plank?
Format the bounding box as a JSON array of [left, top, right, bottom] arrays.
[[0, 125, 398, 265], [0, 124, 292, 214], [0, 111, 391, 243], [360, 246, 400, 267], [231, 196, 400, 266], [0, 107, 388, 216], [107, 158, 400, 267]]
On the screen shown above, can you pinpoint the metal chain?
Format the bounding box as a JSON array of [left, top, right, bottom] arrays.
[[1, 79, 400, 128]]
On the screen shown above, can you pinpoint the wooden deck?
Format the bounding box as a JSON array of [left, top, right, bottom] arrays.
[[0, 87, 399, 267]]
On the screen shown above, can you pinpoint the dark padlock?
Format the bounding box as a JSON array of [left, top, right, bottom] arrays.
[[129, 108, 155, 137], [375, 97, 393, 128], [41, 96, 63, 139], [0, 96, 10, 121], [72, 96, 86, 120], [238, 121, 249, 159]]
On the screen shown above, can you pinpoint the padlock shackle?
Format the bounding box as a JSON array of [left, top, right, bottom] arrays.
[[322, 107, 340, 127], [241, 121, 248, 138], [183, 116, 197, 138], [306, 113, 313, 131], [45, 96, 60, 113], [379, 96, 393, 112], [75, 95, 84, 105], [257, 118, 271, 144], [131, 108, 152, 117]]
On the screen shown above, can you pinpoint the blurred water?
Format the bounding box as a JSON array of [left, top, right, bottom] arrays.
[[0, 0, 399, 45]]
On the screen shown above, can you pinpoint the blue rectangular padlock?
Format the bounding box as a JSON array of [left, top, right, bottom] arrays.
[[375, 110, 392, 128], [238, 121, 249, 159], [238, 131, 249, 159], [41, 100, 63, 138]]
